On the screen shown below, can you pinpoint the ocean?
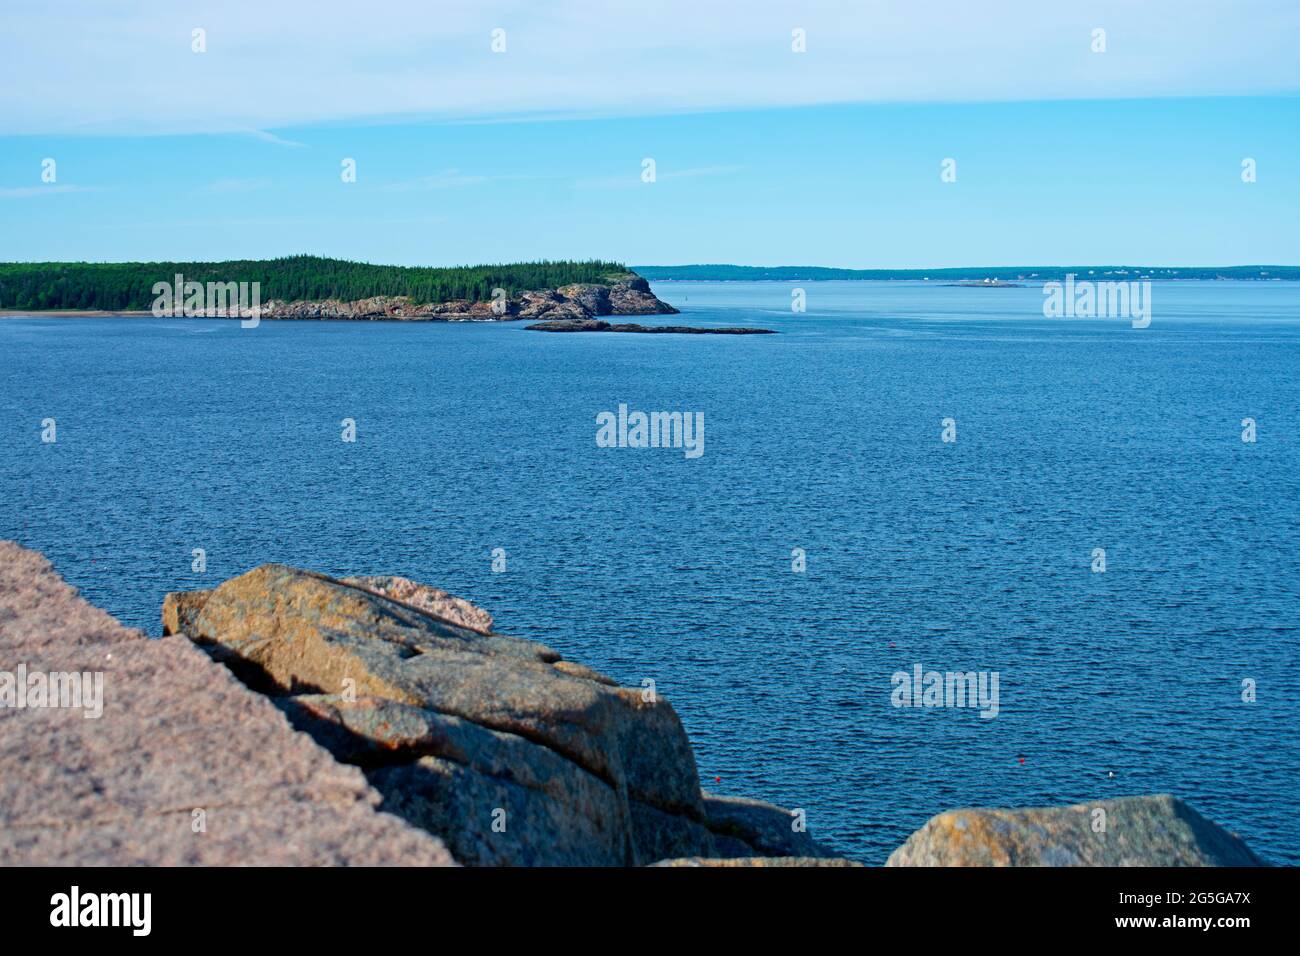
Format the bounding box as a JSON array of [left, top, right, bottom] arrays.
[[2, 279, 1297, 864]]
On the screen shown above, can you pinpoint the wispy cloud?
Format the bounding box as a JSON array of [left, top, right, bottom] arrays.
[[0, 184, 96, 199], [238, 128, 307, 148], [379, 169, 541, 191], [80, 213, 450, 230], [575, 164, 745, 190], [1, 1, 1296, 136], [666, 165, 745, 180], [201, 177, 270, 194]]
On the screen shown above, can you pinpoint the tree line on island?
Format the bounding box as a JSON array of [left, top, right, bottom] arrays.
[[0, 256, 629, 311]]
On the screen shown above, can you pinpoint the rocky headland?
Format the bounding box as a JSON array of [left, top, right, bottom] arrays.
[[0, 542, 1269, 867], [260, 275, 678, 322]]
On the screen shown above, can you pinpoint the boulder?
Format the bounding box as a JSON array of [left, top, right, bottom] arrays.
[[166, 564, 832, 865], [629, 800, 741, 862], [371, 757, 627, 866], [277, 695, 631, 865], [160, 588, 211, 637], [341, 575, 493, 634], [885, 795, 1267, 867], [170, 565, 702, 818], [702, 793, 830, 858]]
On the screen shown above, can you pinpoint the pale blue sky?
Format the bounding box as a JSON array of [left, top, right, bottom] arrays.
[[1, 1, 1297, 266]]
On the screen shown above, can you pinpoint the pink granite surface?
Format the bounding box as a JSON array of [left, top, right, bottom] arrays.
[[0, 540, 455, 866]]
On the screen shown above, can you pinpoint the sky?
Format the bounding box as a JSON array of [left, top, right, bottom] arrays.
[[1, 0, 1297, 267]]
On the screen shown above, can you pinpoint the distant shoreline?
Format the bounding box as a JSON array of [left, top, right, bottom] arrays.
[[0, 309, 155, 317], [636, 265, 1300, 282], [643, 276, 1297, 282]]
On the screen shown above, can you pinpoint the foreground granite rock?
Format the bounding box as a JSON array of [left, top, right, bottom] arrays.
[[0, 541, 454, 866], [9, 540, 1267, 868], [165, 564, 829, 866], [886, 795, 1267, 867], [257, 275, 678, 321]]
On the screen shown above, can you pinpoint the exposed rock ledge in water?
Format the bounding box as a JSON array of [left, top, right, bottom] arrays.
[[258, 276, 678, 321], [525, 319, 776, 334], [652, 857, 864, 867]]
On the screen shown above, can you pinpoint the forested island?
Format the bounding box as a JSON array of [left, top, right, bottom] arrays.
[[0, 256, 629, 312], [0, 256, 681, 320], [635, 264, 1300, 281]]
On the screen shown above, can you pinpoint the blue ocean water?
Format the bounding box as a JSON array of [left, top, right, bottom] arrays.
[[1, 279, 1297, 865]]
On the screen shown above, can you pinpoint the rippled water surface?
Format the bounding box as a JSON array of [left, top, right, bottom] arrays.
[[2, 280, 1297, 864]]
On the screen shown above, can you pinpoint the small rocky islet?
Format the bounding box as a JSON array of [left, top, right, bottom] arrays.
[[0, 541, 1268, 866], [524, 319, 775, 334]]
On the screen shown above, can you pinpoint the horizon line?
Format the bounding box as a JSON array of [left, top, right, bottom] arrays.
[[2, 256, 1298, 270]]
